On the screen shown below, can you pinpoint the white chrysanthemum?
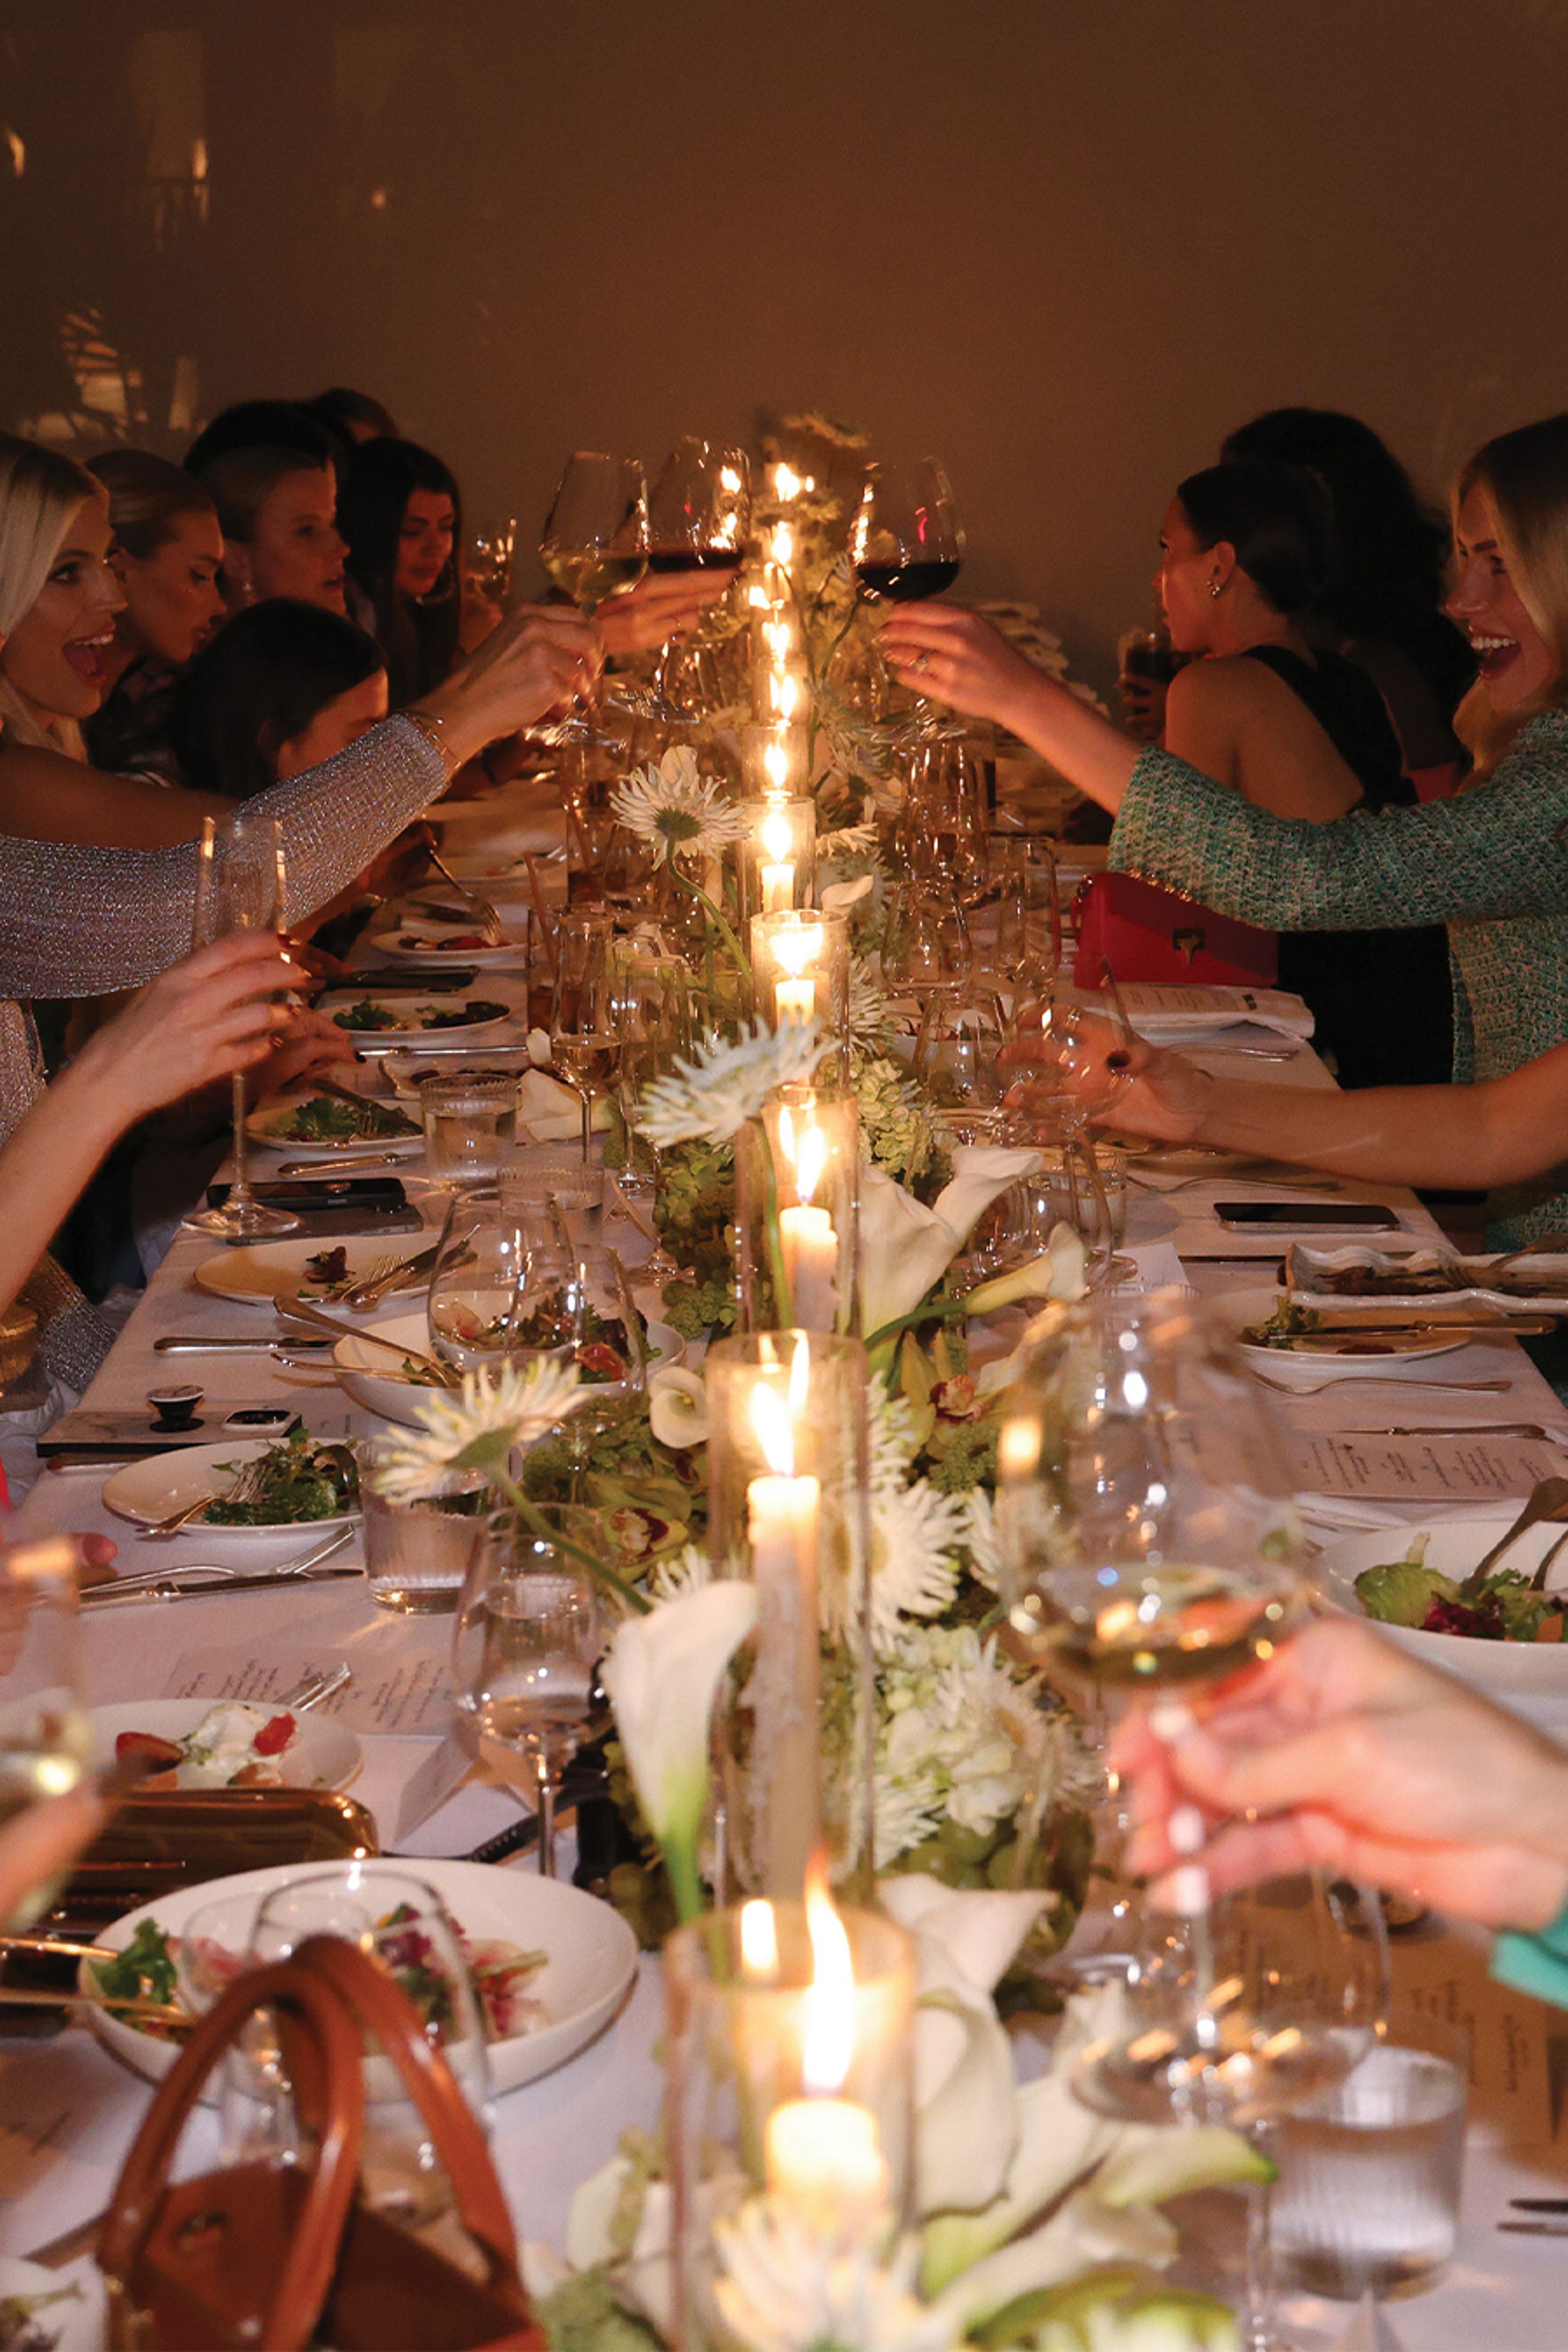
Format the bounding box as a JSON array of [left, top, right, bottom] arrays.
[[847, 956, 900, 1053], [369, 1359, 583, 1501], [821, 822, 881, 860], [867, 1390, 921, 1490], [876, 1624, 1052, 1857], [712, 2200, 958, 2352], [869, 1478, 965, 1650], [963, 1488, 1002, 1594], [649, 1541, 712, 1602], [610, 745, 746, 866], [637, 1018, 832, 1149]]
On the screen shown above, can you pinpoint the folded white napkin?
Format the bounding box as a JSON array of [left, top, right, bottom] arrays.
[[1116, 982, 1316, 1042], [516, 1071, 612, 1143]]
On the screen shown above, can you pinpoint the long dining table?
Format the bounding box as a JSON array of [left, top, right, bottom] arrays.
[[4, 784, 1568, 2348]]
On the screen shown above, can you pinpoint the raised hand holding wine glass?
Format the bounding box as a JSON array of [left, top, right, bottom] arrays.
[[186, 808, 301, 1241]]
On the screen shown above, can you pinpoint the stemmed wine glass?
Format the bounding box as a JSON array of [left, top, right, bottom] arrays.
[[850, 457, 965, 738], [186, 809, 300, 1240], [645, 436, 751, 711], [453, 1505, 609, 1877], [551, 910, 617, 1163], [995, 1290, 1387, 2348], [540, 453, 650, 618], [610, 946, 689, 1288]]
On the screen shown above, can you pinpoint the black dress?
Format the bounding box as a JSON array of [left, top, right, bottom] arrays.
[[1240, 645, 1453, 1089]]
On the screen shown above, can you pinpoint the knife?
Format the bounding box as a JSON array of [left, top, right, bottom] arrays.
[[277, 1153, 418, 1179], [80, 1564, 363, 1609], [1262, 1318, 1558, 1340], [152, 1334, 332, 1356]]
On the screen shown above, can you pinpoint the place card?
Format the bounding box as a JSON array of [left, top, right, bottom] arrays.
[[1291, 1430, 1568, 1506], [163, 1636, 453, 1735]]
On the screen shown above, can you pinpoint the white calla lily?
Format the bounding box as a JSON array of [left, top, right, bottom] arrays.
[[882, 1874, 1051, 2000], [600, 1579, 758, 1918], [859, 1147, 1042, 1338], [821, 872, 876, 916], [963, 1223, 1088, 1318], [648, 1364, 709, 1449]]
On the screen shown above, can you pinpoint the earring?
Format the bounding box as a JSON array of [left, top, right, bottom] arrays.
[[1209, 580, 1222, 600]]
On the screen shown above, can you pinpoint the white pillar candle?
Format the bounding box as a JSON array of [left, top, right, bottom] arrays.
[[779, 1204, 839, 1330], [775, 977, 817, 1026], [765, 2096, 890, 2242], [745, 1392, 821, 1900]]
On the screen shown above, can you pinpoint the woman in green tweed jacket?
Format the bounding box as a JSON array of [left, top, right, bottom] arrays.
[[881, 413, 1568, 1241]]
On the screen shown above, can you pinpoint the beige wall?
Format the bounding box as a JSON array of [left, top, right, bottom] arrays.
[[6, 0, 1567, 691]]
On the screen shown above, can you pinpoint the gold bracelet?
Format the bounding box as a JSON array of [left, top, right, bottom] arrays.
[[403, 706, 462, 778]]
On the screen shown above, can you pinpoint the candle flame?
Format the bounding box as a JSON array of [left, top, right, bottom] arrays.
[[719, 465, 743, 494], [775, 922, 825, 980], [772, 672, 800, 721], [774, 464, 803, 502], [761, 807, 793, 861], [749, 1378, 795, 1479], [771, 522, 794, 568], [802, 1850, 854, 2093], [779, 1105, 830, 1206], [740, 1897, 779, 1978], [763, 740, 791, 794], [748, 581, 771, 609]]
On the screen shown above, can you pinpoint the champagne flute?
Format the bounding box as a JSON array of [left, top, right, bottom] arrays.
[[453, 1506, 608, 1877], [0, 1543, 90, 1929], [551, 909, 617, 1163], [186, 810, 300, 1241]]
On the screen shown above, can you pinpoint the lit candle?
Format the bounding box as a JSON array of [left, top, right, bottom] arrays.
[[764, 1870, 890, 2242], [745, 1351, 821, 1897], [777, 1112, 838, 1329], [775, 977, 817, 1025], [759, 805, 796, 914]]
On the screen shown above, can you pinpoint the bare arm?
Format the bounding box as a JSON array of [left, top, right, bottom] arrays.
[[0, 935, 326, 1318], [1075, 1027, 1568, 1190], [877, 603, 1141, 811]]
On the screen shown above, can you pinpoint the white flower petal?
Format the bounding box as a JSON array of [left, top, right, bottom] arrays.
[[601, 1580, 758, 1853], [638, 1019, 831, 1149], [648, 1364, 709, 1449]]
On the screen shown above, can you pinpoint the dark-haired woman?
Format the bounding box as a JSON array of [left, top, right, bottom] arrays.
[[1148, 460, 1451, 1085], [174, 600, 388, 800], [83, 452, 225, 783], [339, 437, 466, 704], [1221, 407, 1473, 796]]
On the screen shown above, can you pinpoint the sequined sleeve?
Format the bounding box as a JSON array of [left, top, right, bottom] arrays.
[[0, 714, 445, 998], [1109, 714, 1568, 928]]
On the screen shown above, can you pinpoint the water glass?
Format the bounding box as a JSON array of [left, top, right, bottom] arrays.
[[357, 1436, 494, 1614], [1271, 2006, 1470, 2300], [418, 1071, 517, 1189]]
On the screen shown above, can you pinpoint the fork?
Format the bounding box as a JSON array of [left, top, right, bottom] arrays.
[[425, 847, 504, 944], [1251, 1370, 1513, 1398], [140, 1491, 219, 1540], [339, 1244, 439, 1310], [311, 1253, 397, 1303]]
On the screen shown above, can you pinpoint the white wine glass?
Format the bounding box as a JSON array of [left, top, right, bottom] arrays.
[[540, 452, 649, 619], [452, 1506, 608, 1877], [551, 909, 617, 1163], [186, 809, 300, 1241], [646, 437, 751, 712]]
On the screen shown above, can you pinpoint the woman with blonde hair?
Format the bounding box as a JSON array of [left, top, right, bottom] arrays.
[[0, 431, 601, 1389], [882, 411, 1568, 1242]]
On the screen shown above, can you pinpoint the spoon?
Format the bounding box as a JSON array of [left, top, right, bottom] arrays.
[[1459, 1476, 1568, 1596]]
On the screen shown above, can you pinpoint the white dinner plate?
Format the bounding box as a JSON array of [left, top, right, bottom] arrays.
[[334, 1310, 686, 1428], [82, 1858, 637, 2097], [243, 1098, 424, 1159], [366, 926, 526, 970], [321, 994, 516, 1044], [91, 1699, 360, 1793], [1315, 1515, 1568, 1702], [0, 2257, 105, 2351], [194, 1236, 432, 1309], [102, 1439, 359, 1545], [1217, 1285, 1467, 1375]]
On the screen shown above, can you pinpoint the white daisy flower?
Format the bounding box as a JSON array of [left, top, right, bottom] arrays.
[[368, 1358, 584, 1502], [610, 745, 746, 867], [963, 1488, 1002, 1593], [637, 1017, 832, 1148], [868, 1478, 965, 1651], [712, 2199, 958, 2352]]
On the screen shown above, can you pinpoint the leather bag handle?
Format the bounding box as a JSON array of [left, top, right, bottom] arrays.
[[99, 1957, 366, 2352], [289, 1935, 521, 2286]]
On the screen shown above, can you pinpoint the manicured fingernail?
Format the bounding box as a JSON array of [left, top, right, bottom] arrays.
[[1155, 1863, 1210, 1917], [1169, 1804, 1207, 1856], [1151, 1700, 1194, 1743]]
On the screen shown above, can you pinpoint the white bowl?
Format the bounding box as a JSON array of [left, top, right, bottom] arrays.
[[320, 994, 516, 1044], [1315, 1513, 1568, 1700], [366, 925, 526, 970], [334, 1311, 687, 1429], [82, 1857, 637, 2097], [102, 1439, 359, 1547], [92, 1698, 360, 1793], [244, 1099, 423, 1159]]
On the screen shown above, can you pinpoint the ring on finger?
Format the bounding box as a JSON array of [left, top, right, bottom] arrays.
[[911, 650, 931, 675]]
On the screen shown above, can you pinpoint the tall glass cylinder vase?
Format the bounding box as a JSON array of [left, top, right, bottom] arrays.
[[704, 1332, 872, 1904], [733, 796, 815, 923], [749, 910, 849, 1044], [665, 1897, 917, 2352], [733, 1086, 859, 1336]]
